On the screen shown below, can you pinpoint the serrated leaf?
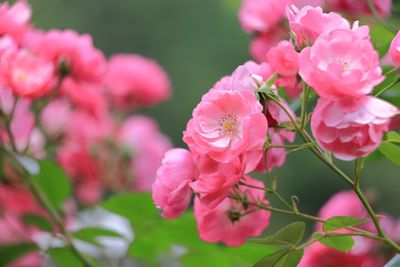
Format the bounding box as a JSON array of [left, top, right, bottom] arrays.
[[312, 233, 354, 252], [0, 243, 38, 266], [72, 227, 124, 247], [378, 143, 400, 165], [33, 160, 71, 209], [323, 216, 367, 232], [22, 214, 53, 232], [251, 222, 305, 246]]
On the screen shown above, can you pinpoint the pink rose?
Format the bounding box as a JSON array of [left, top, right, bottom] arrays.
[[389, 31, 400, 67], [267, 40, 299, 76], [118, 115, 172, 191], [239, 0, 290, 33], [0, 0, 31, 43], [250, 28, 288, 62], [183, 89, 267, 163], [311, 96, 398, 160], [287, 5, 350, 46], [299, 28, 383, 99], [0, 49, 56, 99], [30, 29, 106, 83], [326, 0, 391, 19], [105, 54, 171, 110], [194, 177, 270, 246], [152, 148, 195, 219], [40, 98, 72, 137]]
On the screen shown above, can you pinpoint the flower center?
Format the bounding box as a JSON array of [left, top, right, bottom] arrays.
[[218, 114, 239, 136], [334, 58, 350, 72]]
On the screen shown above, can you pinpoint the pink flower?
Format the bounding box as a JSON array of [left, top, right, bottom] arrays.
[[326, 0, 391, 19], [311, 96, 398, 160], [0, 1, 31, 43], [40, 98, 72, 137], [298, 242, 384, 267], [0, 49, 56, 99], [267, 40, 299, 76], [194, 177, 270, 246], [0, 35, 17, 59], [292, 0, 324, 8], [389, 31, 400, 67], [152, 148, 195, 219], [183, 89, 267, 163], [118, 115, 172, 191], [286, 5, 350, 46], [239, 0, 290, 33], [105, 54, 171, 110], [299, 28, 383, 99], [30, 29, 106, 83], [250, 28, 288, 62]]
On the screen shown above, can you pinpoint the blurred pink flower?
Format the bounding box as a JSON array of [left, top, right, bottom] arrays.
[[267, 40, 299, 76], [152, 148, 195, 219], [194, 177, 270, 246], [287, 5, 350, 46], [250, 28, 288, 62], [326, 0, 391, 19], [183, 89, 267, 163], [40, 98, 72, 138], [311, 96, 398, 160], [299, 28, 383, 99], [389, 31, 400, 67], [118, 115, 172, 191], [0, 0, 31, 43], [105, 54, 171, 110], [0, 49, 56, 99]]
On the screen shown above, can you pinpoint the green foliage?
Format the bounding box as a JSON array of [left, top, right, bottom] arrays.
[[251, 222, 305, 246], [253, 248, 304, 267], [33, 160, 71, 210], [312, 233, 355, 252], [323, 216, 367, 232], [0, 243, 38, 266], [378, 142, 400, 165], [22, 214, 53, 232], [72, 227, 124, 247], [386, 132, 400, 143], [49, 248, 86, 267]]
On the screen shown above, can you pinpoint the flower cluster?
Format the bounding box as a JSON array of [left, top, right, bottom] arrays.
[[0, 1, 173, 265]]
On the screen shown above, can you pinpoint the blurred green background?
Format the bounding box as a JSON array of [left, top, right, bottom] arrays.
[[29, 0, 399, 233]]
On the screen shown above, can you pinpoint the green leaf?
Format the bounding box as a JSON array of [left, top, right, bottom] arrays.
[[0, 243, 38, 266], [49, 247, 99, 267], [251, 222, 305, 246], [323, 216, 367, 232], [181, 248, 232, 267], [253, 248, 303, 267], [386, 131, 400, 143], [33, 160, 71, 209], [22, 214, 53, 232], [312, 233, 354, 252], [72, 227, 124, 247], [378, 142, 400, 165]]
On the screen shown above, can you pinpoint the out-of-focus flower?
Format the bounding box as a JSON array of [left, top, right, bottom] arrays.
[[389, 31, 400, 67], [152, 148, 195, 219], [194, 177, 270, 246], [250, 28, 288, 62], [311, 96, 398, 160], [326, 0, 391, 19], [40, 99, 72, 138], [299, 28, 383, 99], [0, 49, 56, 99], [267, 40, 299, 76], [104, 54, 171, 110], [0, 0, 31, 43]]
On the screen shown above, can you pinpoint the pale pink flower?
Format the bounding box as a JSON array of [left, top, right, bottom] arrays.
[[239, 0, 290, 33], [326, 0, 391, 19], [118, 115, 172, 191], [286, 5, 350, 46], [250, 28, 288, 62], [0, 49, 56, 99], [0, 0, 31, 43], [183, 89, 267, 163], [292, 0, 324, 8], [152, 148, 195, 219], [389, 31, 400, 67], [105, 54, 171, 110], [194, 177, 270, 246], [40, 98, 72, 137], [267, 40, 299, 76], [311, 96, 398, 160], [299, 28, 383, 99], [0, 35, 17, 58], [30, 29, 106, 83]]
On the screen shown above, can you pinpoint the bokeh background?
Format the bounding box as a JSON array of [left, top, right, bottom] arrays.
[[28, 0, 399, 235]]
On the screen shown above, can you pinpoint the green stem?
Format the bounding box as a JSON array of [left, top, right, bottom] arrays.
[[300, 83, 310, 130]]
